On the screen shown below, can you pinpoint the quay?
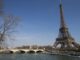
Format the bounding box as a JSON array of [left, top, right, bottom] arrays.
[[49, 50, 80, 57]]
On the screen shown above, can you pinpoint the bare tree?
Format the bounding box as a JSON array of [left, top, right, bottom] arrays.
[[0, 15, 19, 49]]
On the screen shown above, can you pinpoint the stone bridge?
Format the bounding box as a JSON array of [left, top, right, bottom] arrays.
[[0, 49, 46, 53]]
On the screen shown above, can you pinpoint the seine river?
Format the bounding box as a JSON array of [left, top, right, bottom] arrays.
[[0, 54, 80, 60]]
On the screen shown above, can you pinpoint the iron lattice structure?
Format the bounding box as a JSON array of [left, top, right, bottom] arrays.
[[53, 0, 79, 49]]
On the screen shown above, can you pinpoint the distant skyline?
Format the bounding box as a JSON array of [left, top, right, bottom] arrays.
[[1, 0, 80, 48]]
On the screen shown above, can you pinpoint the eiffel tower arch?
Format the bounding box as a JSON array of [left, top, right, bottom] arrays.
[[53, 0, 80, 50]]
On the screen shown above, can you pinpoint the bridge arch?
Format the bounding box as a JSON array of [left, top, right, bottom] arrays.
[[18, 50, 25, 53], [36, 50, 43, 53], [27, 50, 35, 53]]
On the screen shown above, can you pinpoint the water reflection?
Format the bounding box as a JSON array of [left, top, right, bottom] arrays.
[[53, 55, 80, 60], [0, 54, 80, 60]]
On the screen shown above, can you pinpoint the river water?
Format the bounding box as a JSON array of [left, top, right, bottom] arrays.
[[0, 54, 80, 60]]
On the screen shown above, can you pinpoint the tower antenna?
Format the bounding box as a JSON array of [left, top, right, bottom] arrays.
[[60, 0, 62, 4]]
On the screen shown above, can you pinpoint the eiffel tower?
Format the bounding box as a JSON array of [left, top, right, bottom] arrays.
[[53, 0, 79, 50]]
